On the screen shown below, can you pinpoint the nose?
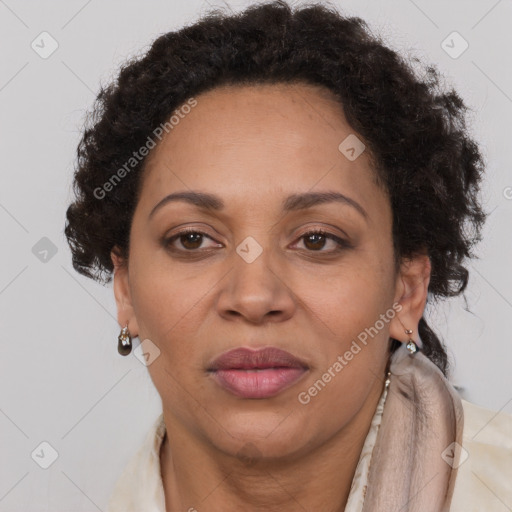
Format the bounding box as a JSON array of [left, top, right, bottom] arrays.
[[215, 243, 297, 325]]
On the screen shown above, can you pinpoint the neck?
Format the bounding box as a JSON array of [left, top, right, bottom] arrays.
[[160, 382, 384, 512]]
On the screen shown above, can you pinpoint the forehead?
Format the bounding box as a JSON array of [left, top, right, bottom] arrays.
[[138, 82, 385, 216]]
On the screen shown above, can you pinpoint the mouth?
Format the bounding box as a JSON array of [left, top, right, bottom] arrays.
[[207, 347, 309, 399]]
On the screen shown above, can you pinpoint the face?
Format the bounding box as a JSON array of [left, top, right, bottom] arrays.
[[112, 82, 426, 460]]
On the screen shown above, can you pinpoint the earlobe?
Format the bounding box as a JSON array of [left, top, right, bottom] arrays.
[[111, 247, 139, 337], [389, 253, 431, 343]]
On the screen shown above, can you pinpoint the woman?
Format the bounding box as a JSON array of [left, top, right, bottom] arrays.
[[64, 1, 511, 510]]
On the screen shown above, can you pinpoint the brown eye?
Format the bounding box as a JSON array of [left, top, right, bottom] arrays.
[[179, 232, 203, 250], [162, 228, 350, 256], [303, 232, 328, 250], [295, 229, 350, 253], [164, 229, 221, 252]]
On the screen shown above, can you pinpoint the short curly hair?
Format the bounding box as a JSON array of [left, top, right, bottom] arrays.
[[64, 0, 487, 376]]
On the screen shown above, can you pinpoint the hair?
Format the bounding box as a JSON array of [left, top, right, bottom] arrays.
[[64, 0, 487, 376]]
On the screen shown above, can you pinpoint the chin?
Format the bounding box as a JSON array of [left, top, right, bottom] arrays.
[[203, 409, 313, 461]]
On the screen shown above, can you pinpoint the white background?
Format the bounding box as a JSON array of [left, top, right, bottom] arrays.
[[1, 0, 511, 510]]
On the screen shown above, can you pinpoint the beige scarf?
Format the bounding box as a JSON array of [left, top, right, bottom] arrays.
[[359, 342, 465, 512]]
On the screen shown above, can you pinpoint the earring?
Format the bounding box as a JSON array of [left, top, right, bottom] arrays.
[[405, 328, 419, 354], [384, 370, 391, 389], [118, 324, 132, 356]]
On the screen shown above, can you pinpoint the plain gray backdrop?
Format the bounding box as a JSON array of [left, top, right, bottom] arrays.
[[1, 0, 511, 510]]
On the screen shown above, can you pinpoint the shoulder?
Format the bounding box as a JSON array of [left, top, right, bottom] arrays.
[[450, 399, 512, 511], [106, 412, 167, 512]]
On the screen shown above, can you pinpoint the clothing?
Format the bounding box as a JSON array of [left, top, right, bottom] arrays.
[[106, 348, 512, 511]]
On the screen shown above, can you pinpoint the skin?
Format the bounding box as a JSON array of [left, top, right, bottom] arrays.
[[111, 82, 431, 512]]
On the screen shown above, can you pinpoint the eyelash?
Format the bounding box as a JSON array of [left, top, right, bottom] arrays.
[[163, 227, 351, 255]]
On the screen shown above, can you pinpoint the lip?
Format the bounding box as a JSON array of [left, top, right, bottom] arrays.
[[207, 347, 309, 399]]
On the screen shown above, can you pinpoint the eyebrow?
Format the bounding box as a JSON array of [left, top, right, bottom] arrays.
[[148, 190, 368, 220]]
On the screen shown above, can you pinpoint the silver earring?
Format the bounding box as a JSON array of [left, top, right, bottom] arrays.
[[118, 324, 132, 356], [405, 328, 418, 354], [384, 370, 391, 389]]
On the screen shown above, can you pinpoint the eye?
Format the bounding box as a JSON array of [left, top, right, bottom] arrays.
[[162, 227, 351, 255], [163, 228, 221, 251], [293, 229, 350, 253]]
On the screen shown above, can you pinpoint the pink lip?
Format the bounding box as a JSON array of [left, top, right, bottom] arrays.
[[207, 347, 309, 399]]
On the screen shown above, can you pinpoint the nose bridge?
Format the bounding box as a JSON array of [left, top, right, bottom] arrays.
[[229, 205, 277, 266], [232, 232, 278, 295]]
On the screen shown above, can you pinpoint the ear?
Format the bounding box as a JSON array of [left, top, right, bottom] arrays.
[[389, 252, 431, 344], [111, 246, 139, 337]]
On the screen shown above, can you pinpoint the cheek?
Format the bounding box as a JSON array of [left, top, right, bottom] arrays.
[[131, 272, 198, 338], [292, 253, 394, 392], [292, 274, 393, 437], [295, 253, 395, 342], [129, 253, 219, 365], [128, 264, 213, 410]]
